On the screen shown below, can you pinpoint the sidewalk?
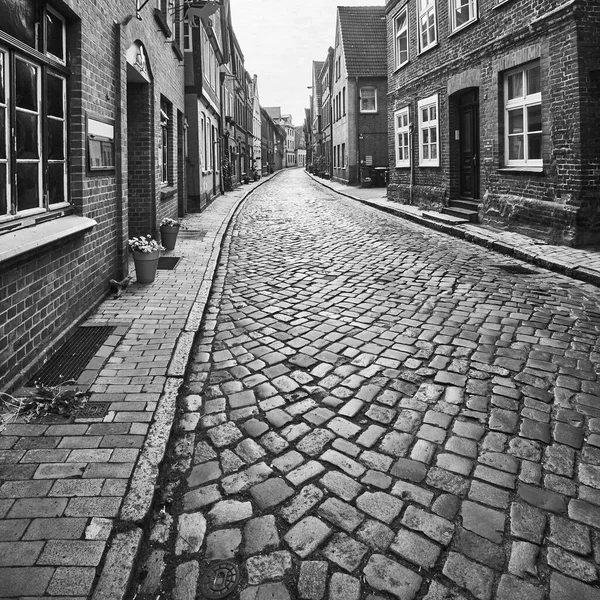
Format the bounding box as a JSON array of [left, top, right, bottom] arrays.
[[0, 174, 275, 600], [309, 173, 600, 288]]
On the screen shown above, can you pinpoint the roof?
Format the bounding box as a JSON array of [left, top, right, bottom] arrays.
[[338, 6, 387, 77], [263, 107, 281, 119], [312, 60, 325, 110]]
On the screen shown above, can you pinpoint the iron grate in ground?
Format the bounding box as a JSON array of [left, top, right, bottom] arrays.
[[494, 264, 539, 275], [158, 257, 181, 270], [28, 326, 116, 386], [77, 401, 111, 419]]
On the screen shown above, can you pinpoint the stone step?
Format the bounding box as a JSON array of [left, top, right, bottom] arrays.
[[421, 211, 470, 225], [449, 198, 480, 212], [442, 206, 479, 223]]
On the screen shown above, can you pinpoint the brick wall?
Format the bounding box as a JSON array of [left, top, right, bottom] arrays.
[[0, 0, 186, 390], [386, 0, 598, 246]]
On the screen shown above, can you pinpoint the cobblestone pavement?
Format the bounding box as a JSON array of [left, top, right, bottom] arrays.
[[134, 169, 600, 600]]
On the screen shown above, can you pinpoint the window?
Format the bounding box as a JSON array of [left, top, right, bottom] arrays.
[[395, 6, 409, 69], [341, 143, 345, 168], [394, 107, 411, 167], [504, 62, 542, 167], [450, 0, 477, 32], [343, 87, 346, 116], [418, 0, 437, 53], [360, 87, 377, 113], [183, 20, 192, 52], [418, 94, 439, 166], [160, 99, 171, 183], [0, 3, 68, 225]]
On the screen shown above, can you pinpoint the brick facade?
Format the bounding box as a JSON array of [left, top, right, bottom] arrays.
[[386, 0, 600, 246], [0, 0, 185, 390]]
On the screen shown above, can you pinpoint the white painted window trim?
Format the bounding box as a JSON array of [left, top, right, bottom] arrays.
[[418, 94, 439, 167], [504, 62, 542, 167], [449, 0, 478, 33], [360, 87, 377, 113], [46, 6, 67, 65], [394, 107, 410, 168], [395, 6, 409, 69], [417, 0, 438, 54]]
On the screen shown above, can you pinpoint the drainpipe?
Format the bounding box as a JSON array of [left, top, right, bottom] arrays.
[[356, 76, 360, 186], [409, 122, 415, 205]]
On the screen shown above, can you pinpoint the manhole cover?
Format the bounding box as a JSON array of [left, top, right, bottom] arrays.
[[494, 264, 538, 275], [198, 561, 240, 599], [78, 401, 110, 418], [157, 257, 181, 270]]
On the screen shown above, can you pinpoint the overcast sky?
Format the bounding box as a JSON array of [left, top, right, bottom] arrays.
[[229, 0, 385, 126]]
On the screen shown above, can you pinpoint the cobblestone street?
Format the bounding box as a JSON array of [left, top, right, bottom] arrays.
[[135, 169, 600, 600]]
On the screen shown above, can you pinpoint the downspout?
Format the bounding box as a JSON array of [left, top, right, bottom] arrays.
[[356, 76, 360, 186], [409, 121, 415, 204]]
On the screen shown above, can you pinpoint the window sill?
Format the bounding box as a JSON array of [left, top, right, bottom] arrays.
[[160, 185, 177, 200], [498, 166, 544, 174], [153, 8, 172, 38], [172, 41, 184, 61], [0, 215, 97, 268], [393, 62, 409, 74], [418, 42, 439, 56]]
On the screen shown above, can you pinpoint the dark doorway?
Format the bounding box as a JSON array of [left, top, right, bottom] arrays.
[[458, 90, 479, 200]]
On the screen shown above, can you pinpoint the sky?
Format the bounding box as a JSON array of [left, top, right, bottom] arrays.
[[229, 0, 385, 127]]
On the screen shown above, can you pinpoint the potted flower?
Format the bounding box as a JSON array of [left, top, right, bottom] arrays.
[[159, 217, 182, 251], [128, 235, 164, 283]]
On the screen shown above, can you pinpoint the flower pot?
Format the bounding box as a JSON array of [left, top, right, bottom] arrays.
[[160, 225, 179, 251], [133, 250, 160, 283]]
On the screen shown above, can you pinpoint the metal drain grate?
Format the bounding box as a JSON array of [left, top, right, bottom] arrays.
[[77, 401, 111, 418], [28, 326, 116, 386], [494, 264, 538, 275], [157, 257, 181, 270]]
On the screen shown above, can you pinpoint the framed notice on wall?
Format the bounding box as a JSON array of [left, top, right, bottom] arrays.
[[87, 116, 115, 172]]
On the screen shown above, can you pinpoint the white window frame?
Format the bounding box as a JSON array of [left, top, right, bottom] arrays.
[[394, 6, 409, 69], [418, 0, 437, 54], [450, 0, 477, 33], [183, 20, 192, 52], [160, 102, 170, 184], [504, 62, 542, 167], [394, 107, 410, 168], [0, 48, 10, 219], [46, 6, 67, 65], [360, 87, 377, 113], [418, 94, 439, 167]]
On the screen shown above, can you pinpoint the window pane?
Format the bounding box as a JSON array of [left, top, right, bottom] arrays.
[[16, 112, 39, 159], [455, 0, 471, 27], [422, 107, 429, 122], [528, 133, 542, 160], [527, 66, 541, 95], [509, 135, 524, 160], [46, 10, 64, 60], [507, 72, 523, 100], [527, 105, 541, 132], [431, 143, 437, 159], [423, 144, 429, 159], [0, 52, 5, 104], [47, 75, 64, 118], [15, 60, 38, 111], [0, 163, 6, 215], [423, 130, 429, 144], [430, 127, 437, 143], [0, 107, 5, 160], [48, 163, 65, 204], [430, 105, 436, 120], [508, 109, 523, 134], [0, 0, 36, 47], [48, 119, 64, 160], [16, 163, 40, 210]]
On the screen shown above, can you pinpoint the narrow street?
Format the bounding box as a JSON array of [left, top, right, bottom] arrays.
[[134, 169, 600, 600]]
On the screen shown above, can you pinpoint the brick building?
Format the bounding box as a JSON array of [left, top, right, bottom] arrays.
[[185, 0, 229, 211], [320, 48, 335, 179], [331, 6, 388, 186], [0, 0, 185, 390], [386, 0, 600, 246]]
